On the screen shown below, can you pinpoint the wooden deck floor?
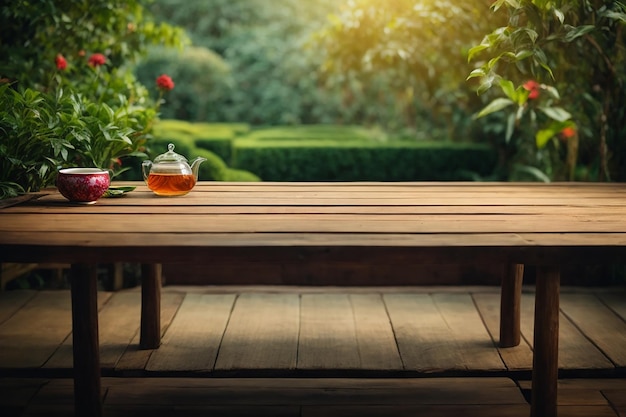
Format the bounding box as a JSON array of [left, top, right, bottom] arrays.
[[1, 285, 625, 416]]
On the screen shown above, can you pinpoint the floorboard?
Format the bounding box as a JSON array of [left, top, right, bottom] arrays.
[[298, 294, 361, 369], [472, 292, 534, 371], [1, 286, 625, 416], [215, 293, 299, 371], [145, 293, 235, 372], [3, 377, 624, 417]]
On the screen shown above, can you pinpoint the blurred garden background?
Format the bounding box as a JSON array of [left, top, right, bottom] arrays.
[[1, 0, 626, 199]]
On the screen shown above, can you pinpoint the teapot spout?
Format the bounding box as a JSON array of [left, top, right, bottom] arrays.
[[190, 157, 207, 180]]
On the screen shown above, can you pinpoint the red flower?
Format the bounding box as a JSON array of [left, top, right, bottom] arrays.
[[156, 74, 175, 91], [55, 54, 67, 70], [560, 127, 576, 139], [88, 53, 107, 67], [523, 80, 540, 100]]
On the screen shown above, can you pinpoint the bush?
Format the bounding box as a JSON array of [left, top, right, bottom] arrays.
[[228, 125, 496, 181], [135, 46, 233, 122], [153, 119, 250, 162], [0, 0, 186, 198], [145, 121, 495, 182], [232, 139, 496, 181], [0, 84, 153, 198]]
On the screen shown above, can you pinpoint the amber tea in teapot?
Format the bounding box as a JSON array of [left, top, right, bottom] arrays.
[[142, 143, 206, 196], [146, 173, 197, 196]]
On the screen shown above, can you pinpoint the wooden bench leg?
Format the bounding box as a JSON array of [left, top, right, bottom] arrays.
[[500, 263, 524, 347], [140, 263, 162, 349], [530, 265, 560, 417], [70, 263, 102, 417]]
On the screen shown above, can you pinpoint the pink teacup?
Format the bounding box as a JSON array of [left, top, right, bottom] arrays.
[[57, 168, 110, 203]]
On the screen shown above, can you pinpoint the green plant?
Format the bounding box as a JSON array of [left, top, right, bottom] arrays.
[[0, 83, 156, 198], [468, 0, 626, 181], [471, 79, 577, 181], [311, 0, 506, 139], [135, 46, 233, 121], [232, 128, 496, 181], [0, 0, 187, 198]]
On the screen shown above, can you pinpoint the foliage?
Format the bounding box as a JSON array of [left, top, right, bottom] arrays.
[[145, 120, 495, 182], [0, 84, 155, 198], [0, 0, 186, 198], [232, 126, 497, 181], [311, 0, 506, 139], [153, 119, 249, 162], [468, 0, 626, 181], [135, 46, 233, 121], [0, 0, 185, 89], [146, 0, 393, 126]]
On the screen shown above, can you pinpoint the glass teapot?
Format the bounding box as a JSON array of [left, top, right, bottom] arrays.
[[142, 143, 207, 196]]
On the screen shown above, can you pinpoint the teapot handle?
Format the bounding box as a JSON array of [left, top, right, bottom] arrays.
[[141, 160, 152, 182]]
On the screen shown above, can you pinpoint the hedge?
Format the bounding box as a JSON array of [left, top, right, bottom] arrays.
[[153, 119, 249, 162], [231, 139, 497, 181], [142, 121, 497, 182]]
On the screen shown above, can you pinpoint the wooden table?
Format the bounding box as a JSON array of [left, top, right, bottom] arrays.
[[1, 182, 625, 417]]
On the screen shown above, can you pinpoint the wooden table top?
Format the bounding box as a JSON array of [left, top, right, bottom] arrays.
[[1, 181, 625, 265]]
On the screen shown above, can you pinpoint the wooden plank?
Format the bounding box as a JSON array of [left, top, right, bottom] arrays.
[[603, 389, 626, 407], [384, 293, 464, 372], [431, 293, 505, 371], [559, 293, 626, 367], [3, 213, 626, 234], [44, 291, 142, 369], [146, 293, 235, 372], [472, 292, 534, 371], [384, 293, 504, 372], [0, 290, 37, 325], [349, 294, 403, 370], [297, 294, 360, 369], [596, 291, 626, 321], [303, 405, 529, 417], [38, 180, 626, 195], [519, 293, 614, 370], [27, 190, 626, 207], [106, 405, 300, 417], [103, 377, 525, 405], [383, 294, 464, 372], [0, 291, 73, 368], [115, 291, 185, 373], [14, 200, 626, 216], [0, 378, 48, 407], [20, 376, 626, 417], [8, 204, 626, 216], [4, 234, 626, 267], [215, 293, 299, 370]]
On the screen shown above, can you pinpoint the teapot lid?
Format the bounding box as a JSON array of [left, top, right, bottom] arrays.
[[154, 143, 188, 163]]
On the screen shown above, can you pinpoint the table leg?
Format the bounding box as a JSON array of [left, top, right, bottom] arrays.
[[70, 263, 102, 417], [140, 263, 162, 349], [500, 263, 524, 347], [530, 265, 560, 417]]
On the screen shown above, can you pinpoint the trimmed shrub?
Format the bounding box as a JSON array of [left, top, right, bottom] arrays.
[[154, 119, 250, 162], [232, 140, 496, 181]]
